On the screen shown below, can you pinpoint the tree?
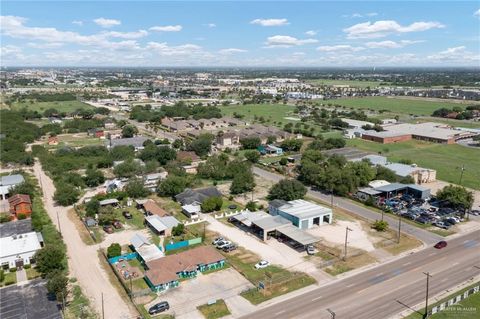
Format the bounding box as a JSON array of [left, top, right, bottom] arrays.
[[244, 150, 260, 163], [245, 201, 258, 211], [188, 133, 214, 157], [110, 145, 135, 160], [279, 157, 288, 166], [436, 185, 474, 211], [113, 159, 142, 178], [375, 166, 398, 182], [121, 125, 138, 138], [172, 223, 185, 236], [46, 270, 69, 302], [280, 139, 303, 152], [268, 179, 307, 201], [157, 175, 189, 197], [230, 170, 255, 194], [85, 198, 100, 217], [125, 178, 150, 198], [84, 168, 105, 187], [53, 183, 80, 206], [98, 206, 117, 225], [172, 139, 184, 149], [107, 243, 122, 258], [35, 245, 66, 275], [372, 220, 389, 232], [201, 197, 223, 213], [239, 137, 261, 150], [9, 179, 36, 199]]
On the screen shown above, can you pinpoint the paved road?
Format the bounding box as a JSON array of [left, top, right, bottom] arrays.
[[252, 166, 442, 245], [33, 161, 136, 319], [242, 230, 480, 319]]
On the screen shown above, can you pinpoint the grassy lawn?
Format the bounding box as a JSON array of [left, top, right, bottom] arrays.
[[65, 284, 97, 319], [26, 267, 41, 280], [0, 272, 17, 286], [10, 100, 93, 113], [324, 253, 377, 276], [220, 103, 297, 126], [197, 299, 231, 319], [131, 278, 149, 291], [346, 139, 480, 190], [405, 282, 480, 319], [328, 97, 474, 116], [115, 207, 145, 229], [47, 134, 103, 149], [308, 79, 388, 88], [372, 231, 422, 256]]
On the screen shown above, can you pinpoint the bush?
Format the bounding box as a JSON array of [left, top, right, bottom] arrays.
[[23, 264, 31, 269], [0, 214, 11, 223], [107, 243, 122, 258], [372, 220, 389, 232], [9, 267, 17, 272], [172, 224, 185, 236], [245, 201, 258, 211], [17, 213, 27, 220], [201, 197, 223, 213], [0, 269, 4, 282]]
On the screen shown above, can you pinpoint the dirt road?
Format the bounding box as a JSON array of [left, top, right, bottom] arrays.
[[33, 161, 136, 319]]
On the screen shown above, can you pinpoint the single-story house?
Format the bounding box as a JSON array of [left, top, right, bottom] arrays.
[[105, 136, 149, 151], [175, 187, 222, 206], [99, 198, 119, 207], [142, 200, 168, 217], [0, 231, 44, 269], [268, 199, 333, 230], [258, 145, 283, 155], [130, 233, 164, 263], [0, 174, 25, 200], [144, 172, 168, 191], [145, 215, 179, 236], [181, 204, 201, 219], [104, 179, 126, 193], [145, 246, 225, 292], [8, 194, 32, 218]]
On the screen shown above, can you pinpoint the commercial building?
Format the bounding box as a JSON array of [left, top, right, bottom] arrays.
[[1, 231, 44, 269], [144, 246, 225, 292], [268, 199, 333, 230], [356, 182, 431, 201]]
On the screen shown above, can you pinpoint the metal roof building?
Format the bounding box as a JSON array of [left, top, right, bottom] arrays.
[[269, 199, 333, 230]]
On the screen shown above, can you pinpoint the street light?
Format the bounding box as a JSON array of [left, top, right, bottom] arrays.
[[344, 227, 353, 261], [397, 214, 402, 244], [423, 272, 432, 319]]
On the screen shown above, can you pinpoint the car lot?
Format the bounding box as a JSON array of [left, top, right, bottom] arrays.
[[0, 279, 62, 319]]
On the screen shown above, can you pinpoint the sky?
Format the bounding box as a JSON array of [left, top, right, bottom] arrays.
[[1, 1, 479, 67]]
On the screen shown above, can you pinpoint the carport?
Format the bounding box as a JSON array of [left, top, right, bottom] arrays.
[[251, 215, 290, 241], [276, 224, 318, 247]]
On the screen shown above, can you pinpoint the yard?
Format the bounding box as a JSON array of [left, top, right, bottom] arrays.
[[346, 139, 480, 190], [45, 133, 103, 149], [197, 299, 231, 319], [328, 96, 476, 116], [10, 100, 93, 113]]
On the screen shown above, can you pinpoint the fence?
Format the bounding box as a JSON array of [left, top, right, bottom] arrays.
[[214, 210, 242, 219], [429, 283, 479, 316], [165, 237, 202, 252], [184, 218, 205, 226], [73, 204, 98, 243], [108, 252, 138, 264]]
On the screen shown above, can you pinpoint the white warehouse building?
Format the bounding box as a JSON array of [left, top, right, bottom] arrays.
[[0, 232, 44, 269], [268, 199, 333, 230]]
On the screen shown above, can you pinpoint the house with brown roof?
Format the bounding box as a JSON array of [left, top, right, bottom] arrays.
[[144, 246, 226, 292], [48, 136, 59, 146], [142, 200, 169, 217], [8, 194, 32, 218]]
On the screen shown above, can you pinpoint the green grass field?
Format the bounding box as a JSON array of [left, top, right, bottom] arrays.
[[328, 97, 475, 116], [10, 100, 93, 113], [220, 103, 297, 126], [346, 139, 480, 190], [307, 79, 389, 88], [412, 117, 480, 129]]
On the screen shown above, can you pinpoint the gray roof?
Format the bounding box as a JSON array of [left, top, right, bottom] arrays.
[[374, 183, 408, 193], [106, 136, 148, 148], [0, 174, 24, 187], [381, 163, 416, 177], [159, 216, 179, 229], [357, 187, 382, 196], [276, 199, 332, 220], [131, 233, 152, 250], [99, 198, 119, 206], [0, 219, 32, 237], [252, 215, 290, 230], [175, 187, 222, 205], [276, 224, 319, 246], [269, 199, 287, 208], [232, 210, 268, 227], [406, 184, 430, 192]]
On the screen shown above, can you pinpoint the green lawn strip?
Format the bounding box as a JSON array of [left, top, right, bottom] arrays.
[[220, 103, 297, 126], [197, 299, 231, 319], [405, 282, 480, 319], [26, 267, 41, 280], [307, 79, 389, 88], [65, 284, 97, 319], [11, 100, 93, 113], [328, 97, 476, 116], [1, 272, 17, 286]]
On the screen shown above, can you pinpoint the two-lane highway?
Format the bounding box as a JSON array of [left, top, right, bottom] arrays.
[[242, 230, 480, 319]]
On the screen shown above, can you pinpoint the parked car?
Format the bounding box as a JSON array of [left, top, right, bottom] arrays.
[[471, 210, 480, 216], [432, 222, 450, 230], [112, 220, 123, 229], [212, 237, 224, 245], [103, 225, 113, 234], [434, 241, 448, 249], [306, 245, 316, 255], [216, 241, 232, 249], [148, 301, 170, 315], [122, 211, 133, 219], [223, 244, 237, 252], [255, 260, 270, 269]]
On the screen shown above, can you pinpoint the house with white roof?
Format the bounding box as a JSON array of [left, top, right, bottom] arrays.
[[0, 231, 44, 269], [130, 233, 164, 263], [0, 174, 25, 200], [268, 199, 333, 230], [145, 215, 180, 236]]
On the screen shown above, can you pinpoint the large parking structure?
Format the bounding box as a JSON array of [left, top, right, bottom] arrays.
[[0, 279, 62, 319]]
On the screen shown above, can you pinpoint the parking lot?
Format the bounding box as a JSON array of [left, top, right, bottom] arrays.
[[0, 279, 62, 319]]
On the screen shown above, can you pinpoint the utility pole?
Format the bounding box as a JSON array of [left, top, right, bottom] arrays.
[[458, 164, 465, 185], [56, 211, 62, 237], [344, 227, 353, 261], [397, 214, 402, 244], [327, 308, 336, 319], [423, 272, 432, 319], [101, 292, 105, 319], [330, 187, 334, 208]]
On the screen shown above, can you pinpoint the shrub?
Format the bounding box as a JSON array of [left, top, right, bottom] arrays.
[[23, 264, 31, 269], [172, 224, 185, 236], [17, 213, 27, 220], [245, 201, 258, 211], [201, 197, 223, 213], [0, 269, 4, 282], [9, 267, 17, 272], [372, 220, 389, 232], [107, 243, 122, 258]]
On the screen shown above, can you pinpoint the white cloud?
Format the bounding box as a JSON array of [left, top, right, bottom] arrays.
[[344, 20, 445, 38], [149, 25, 182, 32], [219, 48, 247, 54], [366, 12, 378, 17], [344, 12, 378, 18], [427, 46, 479, 63], [146, 42, 203, 56], [102, 30, 148, 39], [93, 17, 121, 28], [265, 35, 318, 48], [474, 9, 480, 18], [365, 40, 423, 48], [27, 42, 63, 49], [205, 23, 216, 28], [72, 20, 83, 26], [317, 45, 364, 52], [250, 18, 289, 27], [305, 30, 317, 36]]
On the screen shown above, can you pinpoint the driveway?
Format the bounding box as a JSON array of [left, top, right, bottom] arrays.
[[33, 161, 136, 319], [204, 215, 329, 282], [146, 268, 253, 318]]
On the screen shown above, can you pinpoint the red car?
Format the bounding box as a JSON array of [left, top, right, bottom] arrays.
[[434, 241, 447, 249]]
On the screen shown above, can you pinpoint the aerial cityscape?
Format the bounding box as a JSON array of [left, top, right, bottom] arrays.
[[0, 1, 479, 319]]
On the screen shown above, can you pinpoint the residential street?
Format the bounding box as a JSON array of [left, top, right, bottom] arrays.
[[242, 229, 480, 319], [252, 166, 442, 245], [32, 161, 136, 319]]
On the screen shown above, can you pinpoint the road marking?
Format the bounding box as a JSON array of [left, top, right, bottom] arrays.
[[311, 296, 322, 301], [369, 296, 378, 302], [428, 252, 436, 257], [452, 262, 459, 266], [346, 283, 355, 288], [275, 310, 286, 315], [403, 262, 412, 266]]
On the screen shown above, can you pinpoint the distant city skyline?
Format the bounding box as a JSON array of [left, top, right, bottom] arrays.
[[1, 1, 479, 67]]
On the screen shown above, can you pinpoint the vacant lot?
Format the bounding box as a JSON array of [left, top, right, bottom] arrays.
[[220, 103, 297, 126], [10, 100, 93, 113], [197, 299, 231, 319], [328, 97, 474, 116], [346, 139, 480, 190], [308, 79, 388, 88]]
